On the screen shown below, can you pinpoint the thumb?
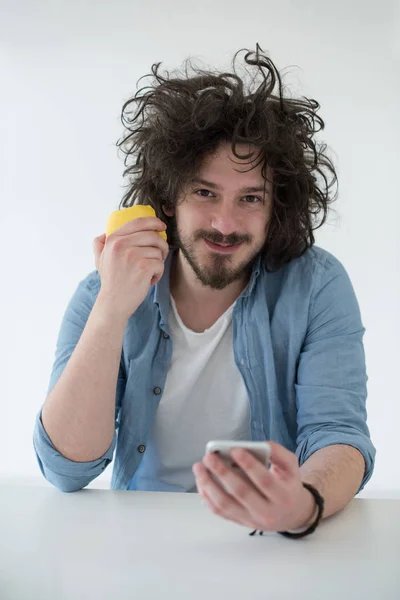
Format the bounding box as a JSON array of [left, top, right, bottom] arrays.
[[93, 233, 106, 270]]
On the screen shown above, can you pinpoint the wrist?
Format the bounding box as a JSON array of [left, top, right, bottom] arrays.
[[250, 483, 325, 540], [95, 292, 131, 327], [287, 485, 317, 532]]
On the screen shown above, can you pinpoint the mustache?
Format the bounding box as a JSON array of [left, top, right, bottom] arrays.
[[194, 230, 252, 245]]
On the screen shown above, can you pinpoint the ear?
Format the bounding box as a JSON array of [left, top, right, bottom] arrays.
[[162, 204, 175, 217]]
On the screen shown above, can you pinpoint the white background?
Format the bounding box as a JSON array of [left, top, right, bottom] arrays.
[[1, 0, 399, 496]]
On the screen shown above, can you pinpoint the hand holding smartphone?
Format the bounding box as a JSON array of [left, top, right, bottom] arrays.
[[205, 440, 271, 480]]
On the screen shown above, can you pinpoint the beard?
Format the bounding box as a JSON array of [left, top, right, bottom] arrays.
[[175, 227, 263, 290]]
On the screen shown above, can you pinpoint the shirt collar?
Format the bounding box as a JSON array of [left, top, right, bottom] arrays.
[[240, 253, 262, 297], [153, 250, 174, 329]]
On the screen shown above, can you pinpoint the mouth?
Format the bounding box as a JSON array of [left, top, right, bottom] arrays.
[[203, 239, 244, 254]]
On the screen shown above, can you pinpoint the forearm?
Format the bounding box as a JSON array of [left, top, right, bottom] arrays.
[[299, 444, 365, 519], [41, 292, 128, 462]]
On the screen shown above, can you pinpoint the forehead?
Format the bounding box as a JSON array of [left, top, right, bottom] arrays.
[[196, 142, 272, 188]]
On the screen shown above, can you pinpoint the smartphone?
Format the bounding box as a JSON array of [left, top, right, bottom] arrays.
[[205, 440, 271, 478]]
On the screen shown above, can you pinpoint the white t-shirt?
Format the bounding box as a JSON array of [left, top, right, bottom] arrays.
[[131, 294, 251, 492]]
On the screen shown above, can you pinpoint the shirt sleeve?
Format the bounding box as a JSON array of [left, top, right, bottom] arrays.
[[33, 271, 126, 492], [295, 253, 376, 493]]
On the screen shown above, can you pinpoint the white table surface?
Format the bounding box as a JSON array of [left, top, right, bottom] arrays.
[[0, 485, 399, 600]]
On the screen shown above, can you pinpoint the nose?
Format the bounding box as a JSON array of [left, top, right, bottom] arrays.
[[210, 202, 240, 236]]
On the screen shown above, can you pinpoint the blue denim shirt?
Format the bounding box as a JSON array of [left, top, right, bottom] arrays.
[[33, 246, 376, 493]]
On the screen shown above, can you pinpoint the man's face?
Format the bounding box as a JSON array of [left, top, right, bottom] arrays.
[[172, 142, 273, 290]]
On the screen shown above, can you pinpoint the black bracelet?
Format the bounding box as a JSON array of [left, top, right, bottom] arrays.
[[249, 482, 324, 539]]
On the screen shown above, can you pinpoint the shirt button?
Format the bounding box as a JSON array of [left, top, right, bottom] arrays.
[[162, 332, 170, 339], [153, 387, 162, 395], [137, 444, 146, 453]]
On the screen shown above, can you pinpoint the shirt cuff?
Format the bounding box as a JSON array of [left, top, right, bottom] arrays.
[[33, 408, 115, 492]]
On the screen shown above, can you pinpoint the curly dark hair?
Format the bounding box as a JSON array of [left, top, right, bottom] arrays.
[[116, 44, 337, 271]]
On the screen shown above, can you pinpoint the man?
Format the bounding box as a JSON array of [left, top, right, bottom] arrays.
[[33, 45, 375, 537]]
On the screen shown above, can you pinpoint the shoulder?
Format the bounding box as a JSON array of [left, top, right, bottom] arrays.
[[257, 246, 356, 315], [288, 247, 360, 320], [260, 245, 350, 285], [287, 245, 348, 279], [274, 246, 352, 295]]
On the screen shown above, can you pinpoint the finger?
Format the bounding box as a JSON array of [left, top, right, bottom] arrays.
[[265, 441, 299, 477], [146, 259, 165, 286], [93, 233, 106, 251], [93, 234, 106, 269], [201, 453, 271, 517], [150, 264, 165, 286], [108, 230, 169, 261], [132, 246, 164, 262], [126, 231, 169, 260], [193, 462, 248, 523], [229, 449, 289, 505], [200, 487, 251, 528]]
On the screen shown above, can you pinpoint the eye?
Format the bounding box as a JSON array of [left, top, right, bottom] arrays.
[[194, 189, 214, 198], [243, 195, 262, 204]]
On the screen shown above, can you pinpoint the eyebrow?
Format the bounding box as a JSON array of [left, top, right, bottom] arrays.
[[190, 177, 267, 194]]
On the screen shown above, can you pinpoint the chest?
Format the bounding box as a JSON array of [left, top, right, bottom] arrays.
[[171, 301, 233, 333]]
